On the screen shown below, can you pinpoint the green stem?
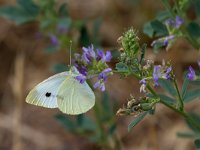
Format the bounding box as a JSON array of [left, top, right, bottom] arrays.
[[146, 84, 200, 132], [93, 101, 110, 150], [173, 77, 184, 111]]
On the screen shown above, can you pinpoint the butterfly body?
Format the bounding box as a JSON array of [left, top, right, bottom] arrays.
[[26, 68, 95, 115]]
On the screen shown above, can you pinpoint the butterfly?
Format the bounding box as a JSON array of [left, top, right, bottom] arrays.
[[26, 67, 95, 115]]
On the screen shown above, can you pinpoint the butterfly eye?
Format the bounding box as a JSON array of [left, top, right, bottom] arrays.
[[45, 92, 51, 97]]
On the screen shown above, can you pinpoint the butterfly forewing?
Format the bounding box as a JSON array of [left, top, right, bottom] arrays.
[[57, 76, 95, 115], [26, 72, 68, 108]]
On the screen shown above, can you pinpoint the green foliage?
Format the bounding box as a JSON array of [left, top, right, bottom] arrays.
[[128, 111, 148, 132], [194, 0, 200, 17], [143, 20, 168, 38], [195, 139, 200, 150], [158, 79, 177, 97], [177, 131, 200, 138], [116, 62, 129, 72], [181, 76, 189, 99], [187, 22, 200, 39], [186, 113, 200, 133], [183, 88, 200, 103], [158, 94, 175, 105], [0, 0, 39, 24], [79, 25, 91, 47]]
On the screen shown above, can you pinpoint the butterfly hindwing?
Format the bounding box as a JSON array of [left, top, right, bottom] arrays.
[[26, 72, 68, 108], [57, 76, 95, 115]]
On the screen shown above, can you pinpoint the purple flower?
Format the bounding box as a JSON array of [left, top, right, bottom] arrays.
[[163, 35, 175, 46], [49, 34, 59, 47], [198, 61, 200, 69], [165, 16, 184, 29], [153, 65, 161, 85], [93, 80, 105, 91], [96, 49, 104, 61], [139, 79, 147, 93], [151, 35, 175, 48], [75, 74, 86, 84], [74, 64, 88, 76], [104, 51, 112, 62], [187, 66, 196, 81], [93, 68, 112, 91], [175, 16, 184, 28], [164, 66, 172, 79], [139, 79, 146, 85], [82, 45, 96, 64], [96, 49, 112, 62], [98, 68, 112, 81]]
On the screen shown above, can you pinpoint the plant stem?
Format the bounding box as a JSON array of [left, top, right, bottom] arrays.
[[173, 77, 184, 111], [147, 84, 200, 132], [93, 101, 110, 150]]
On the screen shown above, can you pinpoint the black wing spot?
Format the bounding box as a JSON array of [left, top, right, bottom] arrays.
[[45, 92, 51, 97]]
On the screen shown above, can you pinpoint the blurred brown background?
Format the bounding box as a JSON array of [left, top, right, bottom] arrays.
[[0, 0, 200, 150]]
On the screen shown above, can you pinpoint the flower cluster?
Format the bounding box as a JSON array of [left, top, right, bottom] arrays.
[[151, 16, 184, 50], [187, 61, 200, 81], [74, 45, 113, 91], [117, 28, 140, 63], [139, 60, 172, 93]]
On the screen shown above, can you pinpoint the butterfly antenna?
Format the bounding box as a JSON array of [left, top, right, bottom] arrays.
[[69, 40, 72, 66]]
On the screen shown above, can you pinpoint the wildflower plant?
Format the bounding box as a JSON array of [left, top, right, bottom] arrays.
[[144, 0, 200, 51], [70, 28, 200, 148]]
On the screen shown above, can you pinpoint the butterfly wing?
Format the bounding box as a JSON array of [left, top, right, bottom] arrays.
[[57, 76, 95, 115], [26, 72, 68, 108]]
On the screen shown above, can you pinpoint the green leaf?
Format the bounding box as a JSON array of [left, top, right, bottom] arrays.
[[158, 79, 177, 97], [128, 111, 148, 132], [181, 76, 189, 99], [58, 3, 68, 17], [17, 0, 39, 16], [194, 0, 200, 17], [156, 10, 171, 21], [55, 114, 77, 131], [79, 25, 91, 47], [116, 62, 129, 72], [190, 80, 200, 86], [111, 50, 120, 60], [102, 92, 112, 117], [195, 139, 200, 150], [77, 115, 97, 131], [143, 22, 154, 38], [177, 131, 199, 138], [184, 88, 200, 102], [150, 20, 168, 37], [187, 22, 200, 38], [0, 0, 39, 24], [186, 113, 200, 133], [158, 94, 175, 105], [0, 6, 36, 24]]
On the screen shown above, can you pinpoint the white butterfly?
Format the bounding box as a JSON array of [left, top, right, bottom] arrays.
[[26, 67, 95, 115]]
